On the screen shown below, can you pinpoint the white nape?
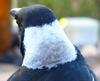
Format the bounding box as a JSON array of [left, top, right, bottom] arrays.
[[22, 20, 77, 70]]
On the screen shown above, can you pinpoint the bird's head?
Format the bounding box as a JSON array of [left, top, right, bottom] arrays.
[[10, 4, 56, 31], [10, 4, 57, 56]]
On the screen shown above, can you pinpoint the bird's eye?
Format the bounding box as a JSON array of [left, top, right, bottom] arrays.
[[15, 15, 18, 20], [16, 21, 19, 24], [16, 19, 23, 30], [15, 16, 22, 26]]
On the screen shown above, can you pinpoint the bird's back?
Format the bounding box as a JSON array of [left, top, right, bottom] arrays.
[[8, 49, 97, 81]]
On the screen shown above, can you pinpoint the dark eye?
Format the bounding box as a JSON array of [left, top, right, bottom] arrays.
[[16, 20, 21, 26], [15, 15, 18, 19], [15, 15, 22, 26], [16, 20, 19, 24]]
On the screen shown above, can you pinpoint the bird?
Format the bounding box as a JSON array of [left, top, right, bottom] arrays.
[[8, 4, 97, 81]]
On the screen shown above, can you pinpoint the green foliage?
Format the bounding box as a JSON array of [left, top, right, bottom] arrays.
[[18, 0, 100, 19]]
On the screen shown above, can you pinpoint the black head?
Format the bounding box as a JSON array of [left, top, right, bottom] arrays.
[[10, 4, 56, 28]]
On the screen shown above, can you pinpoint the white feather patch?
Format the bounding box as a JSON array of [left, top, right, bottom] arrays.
[[22, 20, 77, 69]]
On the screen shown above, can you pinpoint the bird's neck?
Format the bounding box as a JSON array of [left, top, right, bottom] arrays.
[[22, 20, 77, 70]]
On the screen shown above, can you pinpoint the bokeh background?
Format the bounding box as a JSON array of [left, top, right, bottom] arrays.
[[0, 0, 100, 81]]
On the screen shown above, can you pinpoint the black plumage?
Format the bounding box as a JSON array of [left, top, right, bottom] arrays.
[[8, 48, 97, 81], [9, 4, 97, 81]]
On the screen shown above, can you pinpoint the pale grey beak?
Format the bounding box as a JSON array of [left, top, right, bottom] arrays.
[[10, 8, 22, 17]]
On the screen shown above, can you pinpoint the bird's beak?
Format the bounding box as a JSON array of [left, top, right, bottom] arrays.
[[10, 8, 22, 17]]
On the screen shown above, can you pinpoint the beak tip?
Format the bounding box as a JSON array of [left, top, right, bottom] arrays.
[[10, 8, 21, 17], [10, 9, 16, 16]]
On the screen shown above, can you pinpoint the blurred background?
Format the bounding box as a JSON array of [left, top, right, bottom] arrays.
[[0, 0, 100, 81]]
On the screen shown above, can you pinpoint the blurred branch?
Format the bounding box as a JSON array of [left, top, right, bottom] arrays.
[[94, 0, 100, 19], [94, 0, 100, 40]]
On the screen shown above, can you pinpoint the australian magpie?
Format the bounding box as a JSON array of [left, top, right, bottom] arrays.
[[8, 4, 97, 81]]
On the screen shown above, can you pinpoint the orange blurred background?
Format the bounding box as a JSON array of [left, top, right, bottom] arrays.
[[0, 0, 11, 55]]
